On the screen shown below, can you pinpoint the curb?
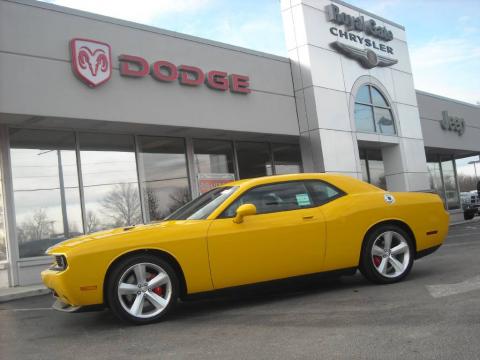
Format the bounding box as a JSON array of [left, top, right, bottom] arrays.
[[0, 286, 50, 303], [450, 217, 480, 227]]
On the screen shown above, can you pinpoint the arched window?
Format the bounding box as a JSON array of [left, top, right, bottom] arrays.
[[354, 85, 396, 135]]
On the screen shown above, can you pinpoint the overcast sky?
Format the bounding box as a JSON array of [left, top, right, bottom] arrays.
[[40, 0, 479, 105]]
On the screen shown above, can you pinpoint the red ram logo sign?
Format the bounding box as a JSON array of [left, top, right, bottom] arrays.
[[70, 38, 112, 87]]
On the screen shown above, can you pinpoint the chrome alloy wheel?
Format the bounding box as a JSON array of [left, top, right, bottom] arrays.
[[371, 230, 410, 278], [117, 262, 172, 319]]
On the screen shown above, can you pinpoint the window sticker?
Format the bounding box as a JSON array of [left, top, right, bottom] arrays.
[[296, 193, 311, 206]]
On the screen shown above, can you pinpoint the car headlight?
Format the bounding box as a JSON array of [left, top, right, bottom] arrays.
[[50, 255, 68, 271]]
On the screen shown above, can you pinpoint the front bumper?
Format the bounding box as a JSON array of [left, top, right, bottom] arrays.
[[41, 266, 102, 308], [41, 268, 77, 306]]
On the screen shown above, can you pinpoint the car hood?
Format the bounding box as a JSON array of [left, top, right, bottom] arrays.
[[46, 221, 174, 253]]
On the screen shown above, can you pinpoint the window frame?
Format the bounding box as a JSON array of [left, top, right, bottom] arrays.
[[303, 180, 346, 206], [217, 179, 346, 219], [354, 84, 396, 135]]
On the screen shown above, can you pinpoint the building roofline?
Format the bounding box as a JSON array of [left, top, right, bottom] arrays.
[[331, 0, 405, 30], [416, 90, 480, 109], [4, 0, 290, 63]]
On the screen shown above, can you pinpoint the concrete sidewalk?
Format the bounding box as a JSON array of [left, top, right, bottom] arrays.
[[0, 284, 50, 303]]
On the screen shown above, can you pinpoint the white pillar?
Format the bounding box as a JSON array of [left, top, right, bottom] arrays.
[[282, 0, 429, 190]]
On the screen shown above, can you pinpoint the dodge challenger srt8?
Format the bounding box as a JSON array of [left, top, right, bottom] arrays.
[[41, 173, 449, 324]]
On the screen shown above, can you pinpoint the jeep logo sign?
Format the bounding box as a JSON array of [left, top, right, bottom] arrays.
[[441, 111, 465, 136]]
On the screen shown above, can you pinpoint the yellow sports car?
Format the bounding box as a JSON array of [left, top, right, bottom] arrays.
[[41, 173, 449, 324]]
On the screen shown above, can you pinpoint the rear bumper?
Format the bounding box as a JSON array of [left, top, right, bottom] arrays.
[[415, 244, 441, 259]]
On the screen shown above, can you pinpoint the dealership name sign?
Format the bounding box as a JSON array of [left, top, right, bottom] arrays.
[[325, 4, 398, 69], [69, 38, 251, 93]]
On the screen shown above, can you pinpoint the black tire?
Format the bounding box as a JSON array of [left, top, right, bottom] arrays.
[[106, 254, 179, 325], [359, 224, 414, 284], [464, 211, 475, 220]]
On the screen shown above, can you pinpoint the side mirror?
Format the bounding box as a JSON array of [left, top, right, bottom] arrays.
[[233, 204, 257, 224]]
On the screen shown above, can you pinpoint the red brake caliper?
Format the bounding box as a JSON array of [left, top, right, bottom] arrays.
[[146, 273, 164, 296], [373, 256, 382, 267]]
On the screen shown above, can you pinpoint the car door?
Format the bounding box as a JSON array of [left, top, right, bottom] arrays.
[[206, 181, 327, 289]]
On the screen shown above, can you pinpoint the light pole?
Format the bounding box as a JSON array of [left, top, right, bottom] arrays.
[[37, 149, 69, 238], [468, 156, 480, 196], [468, 159, 480, 183]]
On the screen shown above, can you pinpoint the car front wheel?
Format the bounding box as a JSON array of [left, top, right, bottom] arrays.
[[360, 225, 414, 284], [106, 254, 179, 324]]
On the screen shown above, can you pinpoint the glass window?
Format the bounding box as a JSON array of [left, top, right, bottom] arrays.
[[272, 143, 302, 175], [79, 133, 142, 232], [9, 129, 83, 258], [221, 181, 312, 218], [236, 141, 272, 178], [137, 136, 190, 222], [370, 87, 388, 107], [193, 139, 235, 175], [360, 156, 369, 183], [427, 155, 461, 210], [369, 159, 386, 190], [441, 159, 460, 210], [356, 85, 371, 104], [374, 108, 395, 135], [355, 85, 396, 135], [359, 148, 386, 190], [427, 161, 445, 204], [354, 104, 375, 132], [193, 139, 236, 194], [455, 156, 479, 192], [166, 186, 237, 220], [305, 181, 342, 205]]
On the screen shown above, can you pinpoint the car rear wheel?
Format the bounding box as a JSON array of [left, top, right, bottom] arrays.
[[359, 225, 414, 284], [106, 254, 179, 324]]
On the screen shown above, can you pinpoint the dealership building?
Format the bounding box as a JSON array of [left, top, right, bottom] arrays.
[[0, 0, 479, 288]]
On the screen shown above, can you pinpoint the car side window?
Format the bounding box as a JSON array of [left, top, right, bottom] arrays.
[[220, 182, 313, 218], [305, 180, 343, 205]]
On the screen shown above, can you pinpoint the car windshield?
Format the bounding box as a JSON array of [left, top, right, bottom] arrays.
[[165, 186, 238, 220]]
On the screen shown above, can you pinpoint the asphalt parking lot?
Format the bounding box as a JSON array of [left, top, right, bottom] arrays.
[[1, 221, 480, 360]]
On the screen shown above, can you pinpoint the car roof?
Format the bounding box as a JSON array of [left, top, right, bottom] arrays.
[[222, 173, 382, 194]]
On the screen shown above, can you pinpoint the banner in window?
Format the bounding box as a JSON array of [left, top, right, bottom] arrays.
[[198, 173, 235, 194]]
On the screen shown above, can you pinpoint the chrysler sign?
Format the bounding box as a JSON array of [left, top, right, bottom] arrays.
[[325, 4, 398, 69], [70, 38, 251, 93]]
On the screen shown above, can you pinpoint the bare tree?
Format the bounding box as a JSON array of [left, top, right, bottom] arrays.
[[85, 211, 100, 233], [145, 186, 191, 221], [458, 174, 478, 192], [167, 187, 191, 214], [145, 188, 163, 221], [101, 183, 142, 227], [18, 209, 54, 242]]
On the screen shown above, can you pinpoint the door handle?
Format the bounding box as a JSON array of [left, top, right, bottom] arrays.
[[302, 215, 315, 220]]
